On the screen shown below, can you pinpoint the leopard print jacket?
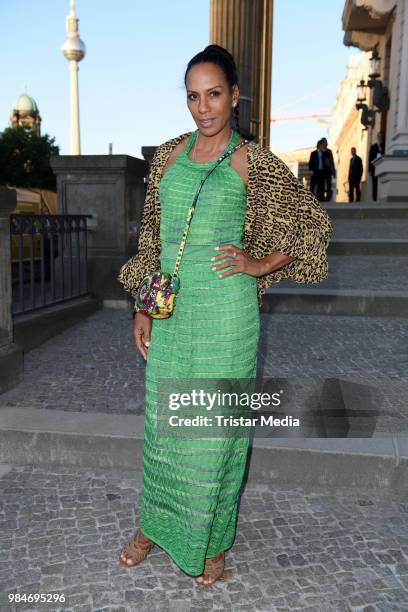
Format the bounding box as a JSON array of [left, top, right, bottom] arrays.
[[117, 131, 333, 309]]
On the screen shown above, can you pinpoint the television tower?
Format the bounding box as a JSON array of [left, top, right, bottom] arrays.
[[61, 1, 86, 154]]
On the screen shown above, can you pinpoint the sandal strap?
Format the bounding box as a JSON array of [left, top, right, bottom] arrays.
[[135, 530, 154, 548], [121, 530, 154, 561], [203, 552, 225, 581]]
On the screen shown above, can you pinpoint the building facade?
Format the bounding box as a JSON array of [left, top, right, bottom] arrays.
[[342, 0, 408, 202], [328, 53, 371, 201]]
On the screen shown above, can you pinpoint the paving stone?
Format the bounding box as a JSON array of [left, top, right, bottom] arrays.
[[0, 463, 406, 609]]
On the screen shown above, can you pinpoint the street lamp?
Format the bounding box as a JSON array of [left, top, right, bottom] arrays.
[[368, 50, 381, 79], [368, 48, 390, 112], [356, 79, 375, 130], [356, 80, 366, 103], [355, 47, 390, 129]]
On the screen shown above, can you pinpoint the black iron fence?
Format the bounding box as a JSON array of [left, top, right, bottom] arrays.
[[10, 213, 92, 316]]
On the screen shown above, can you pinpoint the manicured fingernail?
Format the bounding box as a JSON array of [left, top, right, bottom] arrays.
[[214, 246, 219, 250], [218, 274, 222, 278], [211, 266, 216, 270], [145, 341, 150, 346], [211, 256, 215, 261]]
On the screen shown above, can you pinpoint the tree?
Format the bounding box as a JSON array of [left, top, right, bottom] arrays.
[[0, 126, 60, 190]]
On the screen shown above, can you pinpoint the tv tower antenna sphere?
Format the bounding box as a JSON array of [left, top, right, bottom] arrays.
[[61, 0, 86, 62]]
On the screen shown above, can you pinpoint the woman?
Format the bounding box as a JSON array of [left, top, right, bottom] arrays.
[[117, 45, 332, 587]]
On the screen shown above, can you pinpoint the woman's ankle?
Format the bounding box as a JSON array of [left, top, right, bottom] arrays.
[[138, 529, 152, 543]]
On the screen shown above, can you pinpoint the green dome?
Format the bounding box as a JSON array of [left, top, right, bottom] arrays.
[[13, 93, 38, 112]]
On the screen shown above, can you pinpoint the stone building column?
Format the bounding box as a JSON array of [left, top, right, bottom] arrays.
[[386, 0, 408, 154], [209, 0, 273, 148], [342, 0, 408, 202]]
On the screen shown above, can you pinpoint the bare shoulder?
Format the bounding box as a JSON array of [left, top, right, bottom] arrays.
[[161, 135, 189, 176], [230, 136, 249, 188]]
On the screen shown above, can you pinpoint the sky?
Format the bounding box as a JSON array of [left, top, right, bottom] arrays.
[[0, 0, 359, 158]]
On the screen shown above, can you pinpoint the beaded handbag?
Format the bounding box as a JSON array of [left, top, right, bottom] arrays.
[[134, 135, 249, 319]]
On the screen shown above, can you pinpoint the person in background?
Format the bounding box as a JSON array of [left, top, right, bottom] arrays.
[[308, 139, 326, 201], [320, 137, 336, 201], [348, 147, 363, 202], [368, 131, 385, 201]]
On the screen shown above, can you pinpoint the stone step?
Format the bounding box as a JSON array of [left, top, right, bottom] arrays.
[[328, 238, 408, 256], [324, 201, 408, 219], [0, 407, 406, 495], [328, 218, 408, 254], [282, 256, 407, 292], [263, 288, 408, 317], [332, 218, 408, 239], [263, 256, 408, 316]]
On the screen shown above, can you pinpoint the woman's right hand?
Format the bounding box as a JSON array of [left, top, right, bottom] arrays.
[[133, 312, 152, 361]]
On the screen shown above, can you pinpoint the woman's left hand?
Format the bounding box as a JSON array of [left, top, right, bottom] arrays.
[[211, 244, 265, 278]]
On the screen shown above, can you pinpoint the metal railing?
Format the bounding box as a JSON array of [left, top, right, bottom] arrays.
[[10, 213, 92, 316]]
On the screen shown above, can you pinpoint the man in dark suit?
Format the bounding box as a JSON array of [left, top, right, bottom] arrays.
[[348, 147, 363, 202], [308, 139, 326, 201], [368, 131, 385, 201], [320, 138, 336, 201]]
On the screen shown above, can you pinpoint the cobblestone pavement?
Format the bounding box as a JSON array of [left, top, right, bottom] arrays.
[[0, 464, 407, 612], [0, 308, 407, 433]]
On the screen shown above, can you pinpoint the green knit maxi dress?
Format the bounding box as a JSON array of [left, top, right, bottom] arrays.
[[139, 129, 260, 576]]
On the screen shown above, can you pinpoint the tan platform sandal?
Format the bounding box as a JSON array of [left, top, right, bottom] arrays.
[[195, 551, 225, 587], [118, 529, 155, 568]]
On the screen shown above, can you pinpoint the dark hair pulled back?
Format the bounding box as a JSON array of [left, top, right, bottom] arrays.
[[184, 44, 242, 135]]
